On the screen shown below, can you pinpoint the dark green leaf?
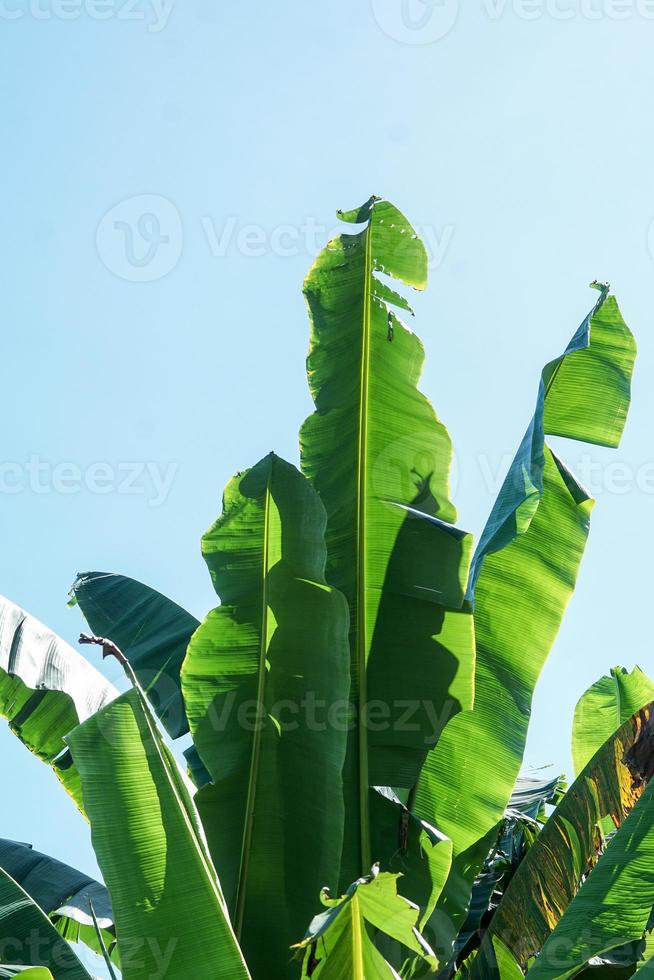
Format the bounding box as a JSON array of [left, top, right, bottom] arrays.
[[69, 572, 199, 739]]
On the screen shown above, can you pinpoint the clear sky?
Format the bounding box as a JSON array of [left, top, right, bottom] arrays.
[[1, 2, 653, 971]]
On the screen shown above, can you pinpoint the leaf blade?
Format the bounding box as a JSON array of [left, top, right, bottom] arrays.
[[413, 286, 635, 943], [300, 198, 475, 881], [65, 688, 251, 980], [572, 666, 654, 775], [181, 453, 350, 980]]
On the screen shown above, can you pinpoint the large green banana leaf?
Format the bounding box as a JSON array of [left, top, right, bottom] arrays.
[[0, 594, 118, 811], [413, 285, 635, 940], [478, 702, 654, 971], [181, 453, 350, 980], [0, 839, 115, 964], [525, 768, 654, 980], [69, 572, 199, 739], [293, 868, 437, 979], [299, 196, 475, 881], [0, 866, 92, 980], [65, 687, 251, 980], [572, 667, 654, 775]]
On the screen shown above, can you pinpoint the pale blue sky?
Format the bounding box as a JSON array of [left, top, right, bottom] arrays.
[[1, 2, 653, 967]]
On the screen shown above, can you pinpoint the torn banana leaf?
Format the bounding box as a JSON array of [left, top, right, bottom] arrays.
[[181, 453, 350, 980], [479, 703, 654, 971], [371, 787, 453, 928], [508, 774, 566, 819], [69, 571, 199, 739], [65, 688, 251, 980], [300, 196, 475, 881], [0, 839, 114, 964], [414, 285, 635, 941], [573, 666, 654, 775], [0, 865, 93, 980], [0, 594, 118, 812], [525, 768, 654, 980], [293, 869, 437, 979]]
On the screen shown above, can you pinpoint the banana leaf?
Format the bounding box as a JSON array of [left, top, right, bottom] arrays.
[[0, 866, 92, 980], [69, 572, 199, 739], [0, 595, 118, 811], [479, 703, 654, 971], [299, 196, 475, 881], [572, 667, 654, 775], [508, 775, 566, 820], [413, 285, 636, 941], [525, 770, 654, 980], [65, 687, 251, 980], [293, 868, 437, 979], [0, 839, 112, 928], [0, 839, 114, 962], [181, 453, 350, 980]]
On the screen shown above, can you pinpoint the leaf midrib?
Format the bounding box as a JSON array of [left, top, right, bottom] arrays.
[[351, 893, 365, 980], [356, 221, 373, 875]]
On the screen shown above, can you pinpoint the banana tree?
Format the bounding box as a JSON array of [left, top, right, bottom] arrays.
[[0, 197, 646, 979]]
